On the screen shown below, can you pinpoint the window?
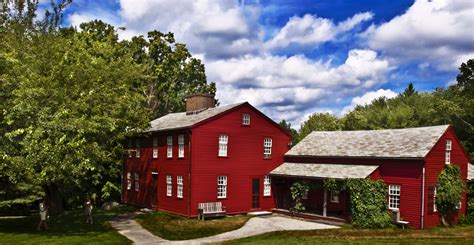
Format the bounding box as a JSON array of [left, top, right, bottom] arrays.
[[177, 176, 183, 198], [242, 114, 250, 125], [218, 134, 228, 157], [152, 137, 158, 158], [217, 176, 227, 198], [128, 139, 133, 158], [428, 186, 437, 213], [388, 185, 401, 210], [135, 139, 140, 158], [166, 175, 172, 197], [330, 191, 340, 203], [263, 176, 271, 196], [456, 201, 462, 209], [134, 173, 139, 191], [445, 140, 452, 164], [302, 189, 308, 199], [167, 136, 173, 158], [264, 138, 272, 158], [126, 172, 131, 190], [178, 135, 184, 158]]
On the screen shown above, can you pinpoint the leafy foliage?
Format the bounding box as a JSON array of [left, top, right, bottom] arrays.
[[460, 178, 474, 224], [298, 113, 342, 142], [278, 119, 298, 147], [345, 179, 392, 228], [289, 182, 310, 213], [436, 164, 465, 225]]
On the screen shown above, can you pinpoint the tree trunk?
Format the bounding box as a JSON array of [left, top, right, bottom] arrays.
[[45, 183, 64, 215]]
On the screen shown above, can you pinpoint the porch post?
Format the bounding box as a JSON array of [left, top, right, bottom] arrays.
[[323, 189, 327, 217]]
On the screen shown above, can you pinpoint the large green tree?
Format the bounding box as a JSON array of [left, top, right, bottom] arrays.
[[0, 0, 216, 212], [298, 113, 342, 142]]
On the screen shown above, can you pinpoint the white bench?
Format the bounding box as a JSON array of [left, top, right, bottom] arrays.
[[197, 202, 226, 220], [392, 210, 409, 229]]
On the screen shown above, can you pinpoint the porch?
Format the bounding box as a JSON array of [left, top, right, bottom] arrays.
[[270, 162, 379, 224]]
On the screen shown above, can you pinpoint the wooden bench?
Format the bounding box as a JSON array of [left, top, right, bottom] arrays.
[[392, 210, 409, 229], [197, 202, 226, 220]]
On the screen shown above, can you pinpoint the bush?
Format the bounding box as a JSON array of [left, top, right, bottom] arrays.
[[436, 164, 464, 225], [345, 179, 393, 228]]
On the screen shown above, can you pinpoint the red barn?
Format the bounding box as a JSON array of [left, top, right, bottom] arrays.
[[270, 125, 469, 229], [122, 94, 291, 217]]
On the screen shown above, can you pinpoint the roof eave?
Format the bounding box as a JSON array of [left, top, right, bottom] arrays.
[[269, 173, 365, 180], [284, 154, 424, 161]]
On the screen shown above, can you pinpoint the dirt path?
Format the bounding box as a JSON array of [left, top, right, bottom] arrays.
[[110, 213, 339, 245]]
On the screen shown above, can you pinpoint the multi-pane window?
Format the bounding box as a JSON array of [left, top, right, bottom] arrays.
[[177, 176, 183, 198], [433, 187, 437, 212], [134, 173, 140, 191], [166, 175, 172, 197], [178, 135, 184, 158], [445, 140, 452, 164], [217, 176, 227, 198], [388, 185, 401, 210], [263, 176, 271, 196], [242, 114, 250, 125], [135, 139, 140, 158], [264, 138, 272, 158], [128, 139, 133, 158], [167, 136, 173, 158], [218, 134, 228, 157], [152, 137, 158, 159], [330, 191, 340, 203], [126, 172, 131, 190]]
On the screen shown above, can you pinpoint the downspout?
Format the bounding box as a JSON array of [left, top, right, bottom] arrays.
[[187, 130, 192, 218], [421, 160, 425, 229]]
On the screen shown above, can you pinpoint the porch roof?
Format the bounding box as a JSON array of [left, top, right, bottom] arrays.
[[270, 162, 379, 179]]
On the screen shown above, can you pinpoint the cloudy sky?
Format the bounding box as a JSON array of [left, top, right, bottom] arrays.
[[49, 0, 474, 128]]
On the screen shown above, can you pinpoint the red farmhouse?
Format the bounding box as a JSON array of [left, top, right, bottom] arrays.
[[122, 94, 291, 217], [270, 125, 469, 229]]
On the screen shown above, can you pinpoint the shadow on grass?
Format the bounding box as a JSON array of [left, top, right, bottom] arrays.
[[0, 205, 137, 244]]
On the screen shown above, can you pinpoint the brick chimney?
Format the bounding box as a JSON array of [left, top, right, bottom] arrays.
[[185, 93, 216, 114]]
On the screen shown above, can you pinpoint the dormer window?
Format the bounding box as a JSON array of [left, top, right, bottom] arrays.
[[242, 114, 250, 125], [445, 140, 451, 164]]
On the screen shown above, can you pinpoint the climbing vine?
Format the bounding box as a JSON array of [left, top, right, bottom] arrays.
[[436, 164, 465, 226], [290, 182, 310, 213]]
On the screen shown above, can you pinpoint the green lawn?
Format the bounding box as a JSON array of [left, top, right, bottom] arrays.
[[135, 211, 250, 240], [221, 225, 474, 244], [0, 206, 136, 245]]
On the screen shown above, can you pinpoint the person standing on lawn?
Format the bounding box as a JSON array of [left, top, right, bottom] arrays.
[[84, 195, 93, 224], [37, 198, 48, 230]]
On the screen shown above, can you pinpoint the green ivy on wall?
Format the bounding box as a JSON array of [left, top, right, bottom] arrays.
[[436, 164, 465, 226]]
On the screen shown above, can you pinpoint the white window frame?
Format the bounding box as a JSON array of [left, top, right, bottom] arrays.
[[433, 187, 437, 212], [217, 176, 227, 199], [177, 176, 183, 198], [388, 185, 401, 210], [263, 176, 271, 196], [178, 135, 184, 158], [218, 134, 228, 157], [302, 189, 308, 200], [264, 138, 272, 158], [152, 137, 158, 159], [456, 201, 462, 210], [126, 172, 131, 190], [166, 175, 172, 197], [242, 114, 250, 125], [445, 140, 451, 164], [128, 139, 133, 158], [167, 136, 173, 158], [135, 139, 140, 158], [330, 191, 340, 203], [134, 173, 139, 191]]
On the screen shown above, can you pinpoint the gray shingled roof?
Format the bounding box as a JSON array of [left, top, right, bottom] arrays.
[[146, 102, 245, 132], [286, 125, 450, 159], [270, 162, 379, 179], [469, 163, 474, 180]]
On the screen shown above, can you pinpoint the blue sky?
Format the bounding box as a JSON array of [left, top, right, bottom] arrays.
[[48, 0, 474, 127]]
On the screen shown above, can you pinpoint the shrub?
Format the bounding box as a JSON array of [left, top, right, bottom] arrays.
[[436, 164, 464, 226], [290, 182, 310, 213]]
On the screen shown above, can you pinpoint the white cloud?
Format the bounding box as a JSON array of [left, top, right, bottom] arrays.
[[364, 0, 474, 70], [265, 12, 373, 50], [341, 89, 398, 115], [68, 10, 121, 28]]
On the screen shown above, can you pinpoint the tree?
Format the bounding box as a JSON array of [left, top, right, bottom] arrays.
[[436, 164, 464, 226], [278, 119, 298, 147], [298, 113, 342, 143], [402, 82, 417, 97]]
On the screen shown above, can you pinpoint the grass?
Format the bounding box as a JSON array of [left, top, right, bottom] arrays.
[[135, 211, 251, 240], [220, 225, 474, 244], [0, 205, 137, 245]]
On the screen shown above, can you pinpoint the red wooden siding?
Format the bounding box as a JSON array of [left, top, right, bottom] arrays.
[[423, 127, 468, 229], [190, 105, 291, 216]]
